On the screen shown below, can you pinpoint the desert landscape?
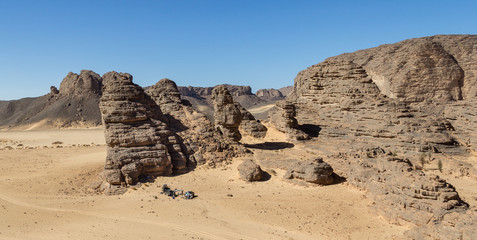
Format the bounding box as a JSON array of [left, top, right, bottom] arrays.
[[1, 34, 477, 240]]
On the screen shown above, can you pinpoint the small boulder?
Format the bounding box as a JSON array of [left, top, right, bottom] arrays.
[[284, 157, 334, 184], [238, 159, 264, 181]]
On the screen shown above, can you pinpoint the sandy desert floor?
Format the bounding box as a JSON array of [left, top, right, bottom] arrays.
[[0, 128, 412, 240]]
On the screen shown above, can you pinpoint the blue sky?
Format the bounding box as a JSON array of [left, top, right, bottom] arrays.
[[1, 0, 476, 100]]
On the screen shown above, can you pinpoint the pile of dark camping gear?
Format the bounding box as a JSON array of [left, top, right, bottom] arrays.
[[160, 184, 195, 200]]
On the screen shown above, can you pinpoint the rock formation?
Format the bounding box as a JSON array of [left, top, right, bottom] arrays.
[[283, 158, 334, 184], [268, 100, 310, 140], [0, 70, 103, 129], [211, 86, 243, 142], [99, 72, 191, 189], [345, 153, 467, 225], [238, 159, 265, 181], [59, 70, 102, 95], [256, 88, 285, 101], [328, 35, 477, 102], [50, 86, 59, 94], [288, 35, 477, 238], [145, 78, 247, 168], [236, 103, 267, 138]]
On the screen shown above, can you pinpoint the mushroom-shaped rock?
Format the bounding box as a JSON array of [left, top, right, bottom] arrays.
[[284, 157, 334, 184], [238, 159, 264, 182]]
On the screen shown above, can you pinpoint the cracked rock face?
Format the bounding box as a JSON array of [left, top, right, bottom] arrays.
[[99, 72, 189, 188], [211, 86, 243, 142]]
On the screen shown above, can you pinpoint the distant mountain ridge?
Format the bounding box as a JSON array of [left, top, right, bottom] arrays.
[[0, 72, 289, 130]]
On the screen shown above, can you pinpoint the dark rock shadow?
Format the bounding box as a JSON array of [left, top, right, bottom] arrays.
[[258, 171, 272, 181], [244, 142, 294, 150], [331, 173, 346, 185], [300, 124, 321, 138]]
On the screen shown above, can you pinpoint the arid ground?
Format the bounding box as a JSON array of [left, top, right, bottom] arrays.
[[0, 126, 411, 240]]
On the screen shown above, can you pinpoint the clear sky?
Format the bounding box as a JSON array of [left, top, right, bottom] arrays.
[[1, 0, 476, 100]]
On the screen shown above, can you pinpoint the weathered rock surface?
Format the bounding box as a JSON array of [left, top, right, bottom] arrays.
[[346, 154, 467, 225], [238, 159, 264, 181], [211, 86, 243, 141], [256, 88, 285, 101], [99, 72, 191, 188], [50, 86, 59, 94], [145, 78, 247, 168], [289, 35, 477, 239], [59, 70, 102, 96], [268, 100, 310, 140], [236, 103, 267, 138], [178, 84, 281, 120], [0, 70, 103, 129], [328, 35, 477, 102], [284, 157, 334, 184]]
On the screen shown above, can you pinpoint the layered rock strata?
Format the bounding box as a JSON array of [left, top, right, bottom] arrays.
[[145, 78, 246, 168], [290, 35, 477, 239], [99, 72, 190, 187], [236, 103, 267, 138], [284, 157, 334, 184], [211, 86, 243, 141], [268, 100, 310, 140]]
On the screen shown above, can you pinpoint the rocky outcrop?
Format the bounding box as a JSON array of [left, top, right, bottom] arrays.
[[256, 88, 285, 101], [59, 70, 102, 95], [289, 35, 477, 238], [344, 153, 468, 226], [283, 157, 334, 184], [212, 86, 243, 141], [99, 72, 191, 188], [279, 86, 294, 97], [146, 78, 247, 168], [238, 159, 265, 181], [0, 70, 103, 130], [50, 86, 59, 94], [236, 103, 267, 138], [268, 101, 310, 140], [328, 35, 477, 102]]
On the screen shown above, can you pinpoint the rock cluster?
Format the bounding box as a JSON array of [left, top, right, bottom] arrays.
[[99, 72, 190, 188], [145, 78, 247, 168], [238, 159, 265, 181], [236, 103, 267, 138], [268, 100, 310, 140], [283, 157, 334, 184], [211, 86, 243, 141]]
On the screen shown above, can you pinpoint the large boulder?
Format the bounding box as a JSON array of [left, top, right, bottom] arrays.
[[238, 159, 264, 182], [284, 157, 334, 184]]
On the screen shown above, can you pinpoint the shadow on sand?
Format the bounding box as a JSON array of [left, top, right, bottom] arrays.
[[244, 142, 294, 150]]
